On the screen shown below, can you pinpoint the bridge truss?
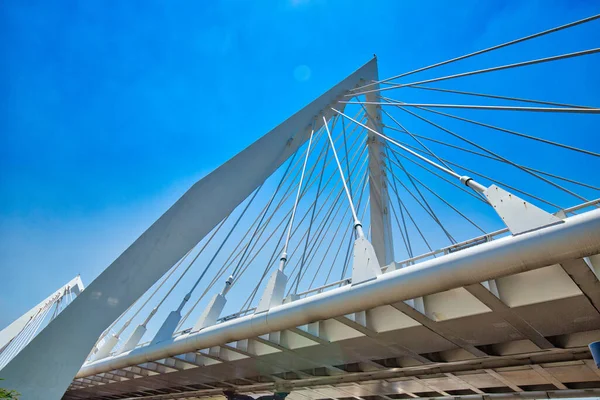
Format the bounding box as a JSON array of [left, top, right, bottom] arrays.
[[2, 13, 600, 400]]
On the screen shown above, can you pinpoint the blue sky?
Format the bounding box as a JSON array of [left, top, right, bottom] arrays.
[[1, 0, 599, 334]]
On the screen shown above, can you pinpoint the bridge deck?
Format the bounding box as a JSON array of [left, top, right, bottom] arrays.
[[64, 244, 600, 400]]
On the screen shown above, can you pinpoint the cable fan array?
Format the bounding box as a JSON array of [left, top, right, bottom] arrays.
[[86, 13, 599, 367]]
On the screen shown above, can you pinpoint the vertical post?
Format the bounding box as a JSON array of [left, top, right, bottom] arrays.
[[362, 57, 394, 265]]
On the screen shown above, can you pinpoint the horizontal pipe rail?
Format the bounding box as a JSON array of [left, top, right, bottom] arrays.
[[77, 208, 600, 378], [285, 198, 600, 297], [391, 198, 600, 268]]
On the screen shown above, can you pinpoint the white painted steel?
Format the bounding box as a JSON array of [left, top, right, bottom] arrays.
[[363, 64, 395, 265], [116, 324, 146, 355], [351, 236, 383, 284], [256, 269, 288, 313], [485, 184, 564, 234], [151, 310, 182, 344], [77, 208, 600, 378], [88, 334, 118, 362], [192, 293, 227, 331], [1, 58, 380, 400]]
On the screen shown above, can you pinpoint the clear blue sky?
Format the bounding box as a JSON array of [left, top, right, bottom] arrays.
[[1, 0, 599, 331]]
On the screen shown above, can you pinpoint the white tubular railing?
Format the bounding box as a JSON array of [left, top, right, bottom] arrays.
[[78, 207, 600, 378]]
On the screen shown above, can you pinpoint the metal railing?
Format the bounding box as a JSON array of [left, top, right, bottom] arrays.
[[121, 198, 600, 348]]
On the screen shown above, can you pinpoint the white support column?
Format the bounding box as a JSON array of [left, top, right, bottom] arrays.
[[0, 58, 380, 399], [116, 325, 146, 355], [192, 275, 233, 331], [362, 59, 394, 266], [256, 269, 288, 313]]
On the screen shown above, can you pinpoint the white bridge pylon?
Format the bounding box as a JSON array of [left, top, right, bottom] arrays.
[[1, 58, 387, 399], [3, 15, 600, 400]]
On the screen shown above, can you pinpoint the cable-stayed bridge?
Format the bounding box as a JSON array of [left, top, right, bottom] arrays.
[[2, 13, 600, 400]]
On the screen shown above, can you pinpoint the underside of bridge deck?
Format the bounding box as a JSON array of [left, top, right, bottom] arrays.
[[64, 252, 600, 400]]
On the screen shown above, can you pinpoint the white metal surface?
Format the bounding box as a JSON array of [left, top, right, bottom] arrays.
[[364, 64, 395, 266], [151, 311, 182, 344], [89, 334, 118, 362], [351, 236, 383, 284], [485, 185, 564, 234], [192, 294, 227, 331], [256, 269, 289, 313], [116, 324, 146, 355]]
